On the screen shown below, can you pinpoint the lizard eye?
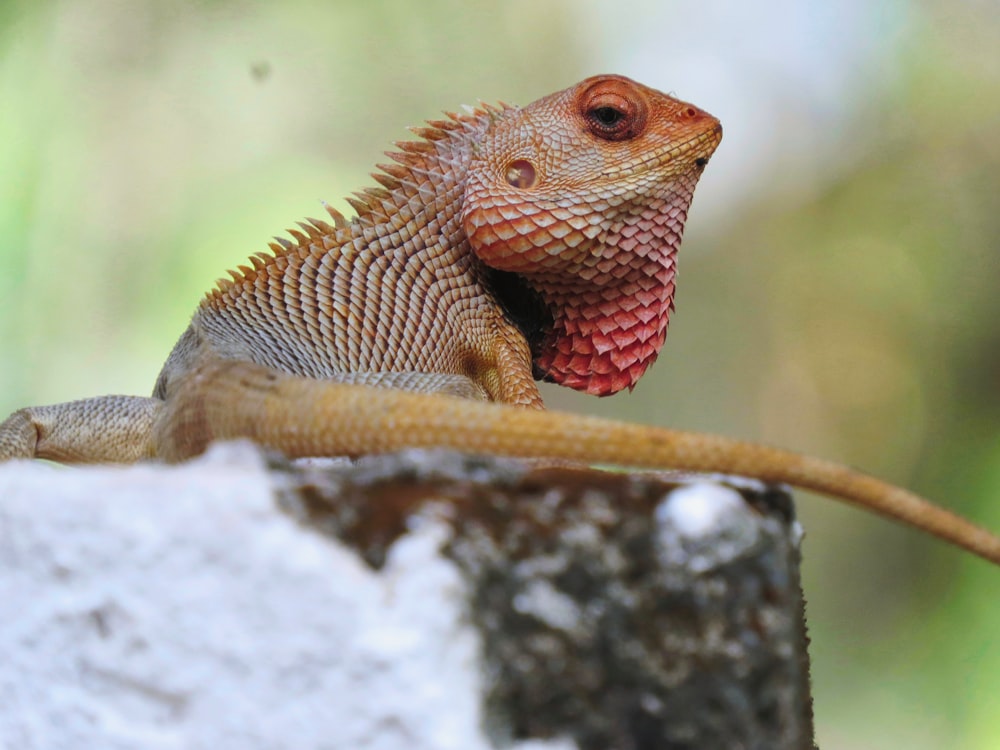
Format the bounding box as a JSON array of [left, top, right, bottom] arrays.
[[590, 106, 624, 127], [580, 81, 648, 142]]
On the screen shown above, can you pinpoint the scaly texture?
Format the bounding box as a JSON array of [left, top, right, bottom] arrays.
[[1, 74, 998, 566]]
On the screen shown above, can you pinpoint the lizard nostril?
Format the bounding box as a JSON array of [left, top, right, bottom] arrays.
[[505, 159, 537, 189], [694, 157, 709, 168]]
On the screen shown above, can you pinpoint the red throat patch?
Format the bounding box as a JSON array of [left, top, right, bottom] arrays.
[[464, 175, 708, 396], [533, 228, 678, 396], [476, 194, 688, 396]]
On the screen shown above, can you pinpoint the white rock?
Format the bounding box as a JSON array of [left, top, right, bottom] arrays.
[[0, 443, 574, 750]]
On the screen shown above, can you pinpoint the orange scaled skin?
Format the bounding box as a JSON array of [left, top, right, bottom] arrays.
[[184, 75, 719, 406]]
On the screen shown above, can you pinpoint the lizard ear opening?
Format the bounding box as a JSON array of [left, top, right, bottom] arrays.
[[505, 159, 537, 189], [579, 78, 649, 142]]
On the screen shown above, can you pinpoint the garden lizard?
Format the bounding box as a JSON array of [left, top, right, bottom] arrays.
[[1, 74, 998, 565]]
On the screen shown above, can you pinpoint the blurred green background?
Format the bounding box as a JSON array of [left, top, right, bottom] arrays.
[[1, 1, 997, 746]]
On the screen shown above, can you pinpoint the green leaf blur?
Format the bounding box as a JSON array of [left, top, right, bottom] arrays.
[[0, 2, 996, 747]]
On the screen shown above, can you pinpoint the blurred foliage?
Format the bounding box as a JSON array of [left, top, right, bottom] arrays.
[[0, 1, 997, 747]]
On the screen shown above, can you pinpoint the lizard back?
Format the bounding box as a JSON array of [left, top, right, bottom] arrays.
[[157, 108, 545, 406]]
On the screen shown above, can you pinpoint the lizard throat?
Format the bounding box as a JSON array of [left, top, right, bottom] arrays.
[[529, 247, 678, 396], [470, 192, 691, 396]]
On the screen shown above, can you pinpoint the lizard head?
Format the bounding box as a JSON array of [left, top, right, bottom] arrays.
[[462, 74, 722, 395]]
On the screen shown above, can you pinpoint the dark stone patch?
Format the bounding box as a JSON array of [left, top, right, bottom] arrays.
[[275, 450, 815, 750]]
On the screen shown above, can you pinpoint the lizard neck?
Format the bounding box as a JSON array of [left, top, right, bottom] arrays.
[[528, 194, 686, 395], [465, 182, 696, 396]]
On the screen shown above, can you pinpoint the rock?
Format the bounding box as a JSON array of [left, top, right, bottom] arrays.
[[0, 441, 813, 749]]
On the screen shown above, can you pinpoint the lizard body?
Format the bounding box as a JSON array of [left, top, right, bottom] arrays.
[[1, 75, 998, 565]]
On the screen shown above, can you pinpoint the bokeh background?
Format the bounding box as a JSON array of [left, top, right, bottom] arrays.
[[1, 1, 997, 746]]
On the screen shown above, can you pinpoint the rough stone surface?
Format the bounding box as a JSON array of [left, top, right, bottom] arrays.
[[0, 442, 814, 750]]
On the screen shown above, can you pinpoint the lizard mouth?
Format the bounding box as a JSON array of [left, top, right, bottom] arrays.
[[598, 122, 722, 180]]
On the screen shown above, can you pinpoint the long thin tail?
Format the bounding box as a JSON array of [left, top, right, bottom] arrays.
[[156, 360, 1000, 566]]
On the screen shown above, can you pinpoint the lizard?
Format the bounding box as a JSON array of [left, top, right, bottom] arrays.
[[1, 74, 998, 565]]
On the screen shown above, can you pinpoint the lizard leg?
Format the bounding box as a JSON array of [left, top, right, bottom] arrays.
[[0, 396, 161, 463]]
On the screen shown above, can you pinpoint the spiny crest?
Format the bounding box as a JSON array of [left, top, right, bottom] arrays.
[[322, 202, 349, 228], [207, 211, 348, 301], [206, 100, 514, 302], [347, 102, 513, 225]]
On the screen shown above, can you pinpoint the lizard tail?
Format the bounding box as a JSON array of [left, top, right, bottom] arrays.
[[155, 360, 1000, 566]]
